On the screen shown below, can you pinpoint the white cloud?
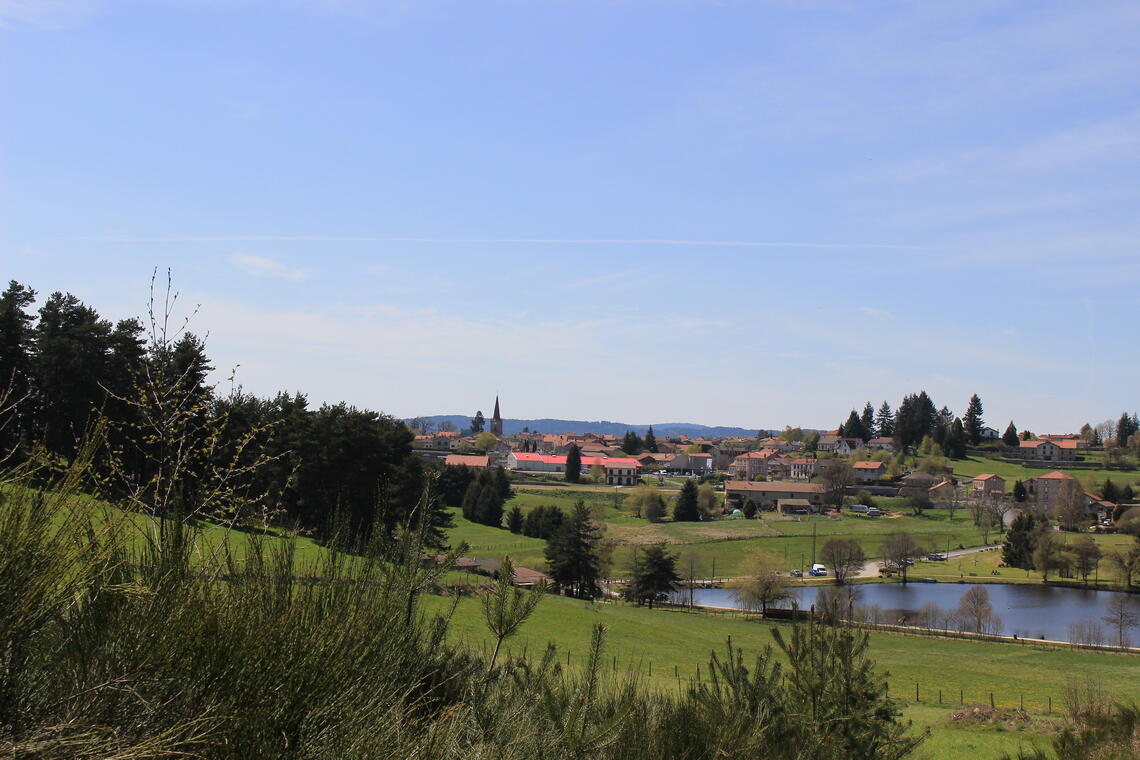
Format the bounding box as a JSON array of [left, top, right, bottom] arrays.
[[859, 306, 891, 318], [229, 254, 309, 282]]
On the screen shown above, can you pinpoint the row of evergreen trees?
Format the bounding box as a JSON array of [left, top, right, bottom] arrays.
[[838, 392, 986, 455], [0, 279, 428, 547]]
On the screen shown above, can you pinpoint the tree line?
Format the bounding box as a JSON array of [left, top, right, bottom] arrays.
[[0, 279, 434, 548]]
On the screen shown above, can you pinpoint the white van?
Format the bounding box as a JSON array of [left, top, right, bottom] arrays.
[[809, 563, 828, 576], [849, 504, 869, 513]]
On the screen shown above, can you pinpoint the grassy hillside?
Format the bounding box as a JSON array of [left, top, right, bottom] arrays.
[[427, 590, 1140, 759], [951, 455, 1140, 491]]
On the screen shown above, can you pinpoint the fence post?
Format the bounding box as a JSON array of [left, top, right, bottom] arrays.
[[1048, 696, 1052, 713], [960, 688, 963, 705], [567, 650, 571, 666], [990, 692, 995, 709], [649, 662, 653, 677], [915, 682, 919, 702], [939, 689, 942, 704]]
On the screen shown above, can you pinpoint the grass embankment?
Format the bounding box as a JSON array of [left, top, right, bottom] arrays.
[[951, 455, 1140, 491], [426, 590, 1140, 759]]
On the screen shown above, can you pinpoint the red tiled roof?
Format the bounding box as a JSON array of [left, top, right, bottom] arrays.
[[444, 454, 490, 468], [512, 566, 550, 585], [852, 461, 884, 469], [1030, 470, 1077, 481], [973, 473, 1003, 481], [725, 480, 824, 494]]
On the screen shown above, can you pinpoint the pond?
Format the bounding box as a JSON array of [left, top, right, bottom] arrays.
[[678, 583, 1140, 643]]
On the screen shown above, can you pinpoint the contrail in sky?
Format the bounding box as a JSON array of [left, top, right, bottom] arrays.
[[69, 235, 925, 250]]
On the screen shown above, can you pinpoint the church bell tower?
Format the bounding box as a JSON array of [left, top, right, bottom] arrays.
[[491, 396, 503, 437]]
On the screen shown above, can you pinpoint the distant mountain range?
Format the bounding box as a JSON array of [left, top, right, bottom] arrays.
[[407, 415, 768, 439]]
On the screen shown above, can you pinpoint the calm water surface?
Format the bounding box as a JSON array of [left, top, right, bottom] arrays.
[[680, 583, 1140, 642]]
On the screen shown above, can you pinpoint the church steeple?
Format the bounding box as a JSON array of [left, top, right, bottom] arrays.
[[491, 396, 503, 437]]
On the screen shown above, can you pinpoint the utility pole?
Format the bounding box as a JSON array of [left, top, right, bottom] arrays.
[[811, 522, 817, 565]]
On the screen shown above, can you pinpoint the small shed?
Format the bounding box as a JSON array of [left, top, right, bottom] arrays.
[[777, 498, 813, 515]]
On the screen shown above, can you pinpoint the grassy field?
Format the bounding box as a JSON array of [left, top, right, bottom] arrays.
[[951, 455, 1140, 492], [464, 486, 994, 577], [425, 589, 1140, 759]]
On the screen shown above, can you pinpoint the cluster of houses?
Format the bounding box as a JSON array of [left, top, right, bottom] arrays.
[[411, 404, 1123, 524]]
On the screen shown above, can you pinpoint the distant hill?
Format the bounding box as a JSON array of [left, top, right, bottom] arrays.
[[407, 415, 768, 439]]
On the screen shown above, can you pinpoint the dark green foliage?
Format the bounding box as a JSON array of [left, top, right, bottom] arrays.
[[1013, 479, 1028, 502], [1116, 412, 1138, 446], [643, 425, 658, 453], [945, 417, 967, 459], [1101, 478, 1120, 503], [469, 410, 485, 434], [493, 465, 512, 502], [622, 430, 643, 454], [673, 479, 701, 522], [894, 391, 937, 450], [461, 469, 506, 528], [624, 545, 681, 608], [565, 443, 581, 483], [506, 505, 524, 533], [1123, 484, 1134, 501], [963, 394, 984, 445], [1002, 512, 1038, 569], [435, 463, 476, 508], [875, 401, 894, 439], [1002, 421, 1020, 447], [522, 505, 564, 539], [32, 292, 114, 458], [742, 499, 758, 519], [0, 281, 38, 456], [841, 410, 868, 442], [544, 501, 601, 599], [860, 402, 876, 441]]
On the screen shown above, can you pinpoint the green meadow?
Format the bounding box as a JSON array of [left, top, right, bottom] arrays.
[[425, 589, 1140, 760]]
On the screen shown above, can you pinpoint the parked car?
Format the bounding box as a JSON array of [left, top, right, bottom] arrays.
[[927, 552, 947, 561], [789, 569, 803, 577], [865, 507, 883, 517]]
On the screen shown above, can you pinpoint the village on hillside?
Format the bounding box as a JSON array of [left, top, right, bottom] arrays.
[[412, 397, 1136, 532]]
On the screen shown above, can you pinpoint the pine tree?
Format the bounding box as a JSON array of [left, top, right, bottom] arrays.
[[1012, 479, 1027, 502], [460, 480, 480, 522], [946, 417, 967, 459], [544, 501, 601, 599], [1002, 512, 1037, 569], [841, 410, 866, 441], [1117, 412, 1138, 446], [33, 292, 114, 458], [565, 443, 581, 483], [963, 394, 984, 445], [860, 402, 875, 441], [477, 481, 503, 528], [506, 506, 524, 533], [469, 410, 485, 435], [626, 544, 681, 608], [622, 430, 643, 454], [1101, 478, 1120, 503], [0, 281, 38, 455], [875, 401, 894, 439], [1002, 421, 1019, 447], [644, 425, 658, 453], [673, 479, 701, 522]]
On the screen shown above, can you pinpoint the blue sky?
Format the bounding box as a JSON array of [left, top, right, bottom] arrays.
[[3, 0, 1138, 432]]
